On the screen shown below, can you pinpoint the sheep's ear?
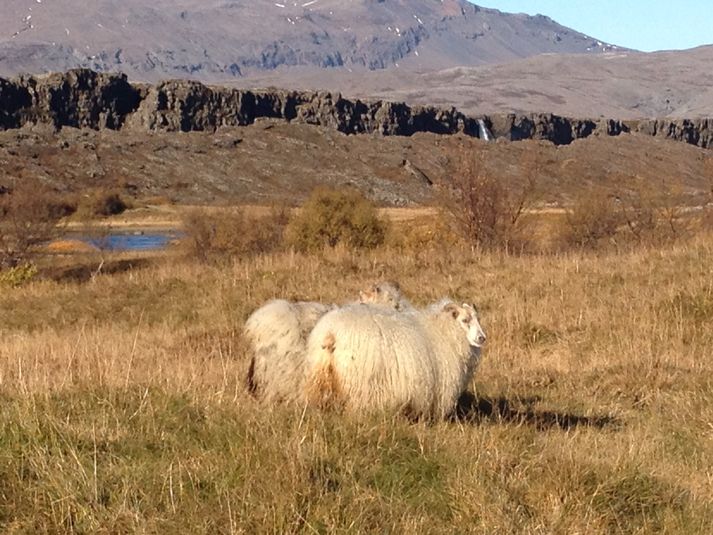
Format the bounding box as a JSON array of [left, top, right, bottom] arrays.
[[443, 303, 460, 319]]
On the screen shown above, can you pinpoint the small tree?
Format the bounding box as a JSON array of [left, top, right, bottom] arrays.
[[563, 173, 689, 249], [442, 144, 539, 250], [285, 187, 387, 251], [616, 174, 687, 245], [0, 179, 71, 268]]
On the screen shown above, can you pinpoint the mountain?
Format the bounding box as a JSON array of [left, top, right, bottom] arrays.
[[0, 0, 618, 81], [2, 1, 709, 119]]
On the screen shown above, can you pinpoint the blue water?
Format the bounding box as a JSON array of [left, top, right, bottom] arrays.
[[79, 231, 182, 252]]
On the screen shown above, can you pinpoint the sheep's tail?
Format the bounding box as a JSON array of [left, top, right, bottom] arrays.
[[305, 331, 344, 409]]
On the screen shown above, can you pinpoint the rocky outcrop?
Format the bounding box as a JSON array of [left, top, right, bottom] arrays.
[[0, 69, 712, 150], [487, 114, 597, 145], [28, 70, 141, 129], [635, 119, 713, 150], [0, 77, 31, 129], [126, 80, 251, 131]]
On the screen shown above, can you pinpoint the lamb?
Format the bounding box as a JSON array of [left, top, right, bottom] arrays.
[[358, 280, 413, 311], [303, 299, 486, 419], [244, 281, 411, 404]]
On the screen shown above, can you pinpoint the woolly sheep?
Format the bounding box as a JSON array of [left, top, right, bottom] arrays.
[[244, 281, 410, 404], [245, 299, 335, 403], [303, 299, 486, 419]]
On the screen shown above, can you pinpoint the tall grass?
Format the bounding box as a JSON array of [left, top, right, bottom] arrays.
[[1, 233, 713, 533]]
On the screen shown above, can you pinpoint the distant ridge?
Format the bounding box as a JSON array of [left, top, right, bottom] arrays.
[[1, 69, 711, 152], [0, 0, 618, 81]]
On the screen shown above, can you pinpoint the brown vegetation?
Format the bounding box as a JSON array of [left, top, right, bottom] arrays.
[[563, 173, 693, 250], [1, 124, 710, 209], [181, 205, 289, 262], [704, 156, 713, 229], [75, 189, 130, 219], [563, 187, 621, 249], [441, 144, 542, 250], [1, 221, 712, 532], [1, 123, 713, 530], [284, 187, 388, 251], [0, 179, 73, 268]]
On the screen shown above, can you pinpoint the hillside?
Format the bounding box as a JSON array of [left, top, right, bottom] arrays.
[[0, 69, 712, 208], [2, 119, 711, 207], [238, 45, 713, 118], [2, 1, 711, 119], [0, 0, 617, 81]]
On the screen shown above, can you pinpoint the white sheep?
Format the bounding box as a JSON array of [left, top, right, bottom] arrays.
[[244, 281, 411, 404], [303, 299, 486, 419], [245, 299, 335, 404]]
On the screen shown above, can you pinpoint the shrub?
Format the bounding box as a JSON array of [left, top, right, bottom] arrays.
[[441, 145, 539, 250], [0, 179, 72, 268], [563, 174, 689, 250], [618, 175, 688, 245], [182, 206, 288, 262], [0, 263, 38, 288], [285, 188, 387, 251], [563, 188, 622, 249], [385, 213, 463, 253], [75, 190, 129, 218]]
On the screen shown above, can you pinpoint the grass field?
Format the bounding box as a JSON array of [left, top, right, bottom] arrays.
[[1, 224, 713, 533]]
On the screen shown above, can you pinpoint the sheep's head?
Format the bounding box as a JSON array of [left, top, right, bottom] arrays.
[[443, 302, 487, 348], [359, 280, 405, 310]]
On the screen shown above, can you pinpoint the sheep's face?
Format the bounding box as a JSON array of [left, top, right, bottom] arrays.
[[359, 281, 404, 310], [444, 303, 487, 348]]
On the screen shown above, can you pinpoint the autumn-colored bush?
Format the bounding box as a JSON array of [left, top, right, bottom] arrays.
[[182, 206, 289, 262], [75, 189, 130, 218], [385, 212, 464, 254], [285, 187, 387, 251], [563, 174, 690, 250], [563, 188, 622, 249], [0, 179, 73, 268], [441, 145, 539, 251], [618, 175, 689, 245], [0, 263, 38, 287]]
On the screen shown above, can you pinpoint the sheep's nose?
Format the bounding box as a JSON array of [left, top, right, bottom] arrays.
[[477, 334, 487, 345]]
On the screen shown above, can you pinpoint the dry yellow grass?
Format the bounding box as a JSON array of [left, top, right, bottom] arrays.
[[1, 233, 713, 533]]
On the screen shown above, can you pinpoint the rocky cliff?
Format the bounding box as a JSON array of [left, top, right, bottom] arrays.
[[0, 69, 711, 150]]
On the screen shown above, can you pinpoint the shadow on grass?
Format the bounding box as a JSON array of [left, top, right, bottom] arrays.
[[453, 392, 620, 431], [43, 258, 153, 283]]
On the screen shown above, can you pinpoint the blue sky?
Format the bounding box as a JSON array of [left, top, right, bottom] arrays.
[[476, 1, 713, 52]]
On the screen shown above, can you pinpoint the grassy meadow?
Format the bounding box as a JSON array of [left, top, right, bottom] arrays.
[[1, 212, 713, 533]]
